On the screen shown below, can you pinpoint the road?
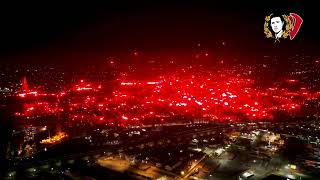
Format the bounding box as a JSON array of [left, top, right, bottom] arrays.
[[181, 154, 208, 179]]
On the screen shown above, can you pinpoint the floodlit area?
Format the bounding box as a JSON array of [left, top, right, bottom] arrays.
[[96, 156, 130, 173]]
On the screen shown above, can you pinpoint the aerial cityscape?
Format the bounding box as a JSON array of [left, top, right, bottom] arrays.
[[1, 1, 319, 180]]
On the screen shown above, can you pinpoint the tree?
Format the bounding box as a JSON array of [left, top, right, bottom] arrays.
[[227, 144, 240, 153]]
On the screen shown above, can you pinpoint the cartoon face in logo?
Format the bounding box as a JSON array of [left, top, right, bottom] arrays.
[[264, 13, 303, 42]]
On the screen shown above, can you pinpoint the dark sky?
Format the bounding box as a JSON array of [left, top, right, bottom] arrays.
[[0, 1, 318, 65]]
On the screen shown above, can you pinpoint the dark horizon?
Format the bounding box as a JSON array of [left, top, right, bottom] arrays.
[[0, 1, 318, 66]]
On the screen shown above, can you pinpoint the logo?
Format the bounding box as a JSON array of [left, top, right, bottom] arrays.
[[264, 13, 303, 42]]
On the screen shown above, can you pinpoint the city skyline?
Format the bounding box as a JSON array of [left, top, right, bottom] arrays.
[[1, 1, 320, 180]]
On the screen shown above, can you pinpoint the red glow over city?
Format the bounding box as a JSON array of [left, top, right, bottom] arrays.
[[14, 67, 320, 126]]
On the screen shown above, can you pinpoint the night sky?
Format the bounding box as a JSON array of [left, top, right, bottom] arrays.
[[0, 1, 318, 65]]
